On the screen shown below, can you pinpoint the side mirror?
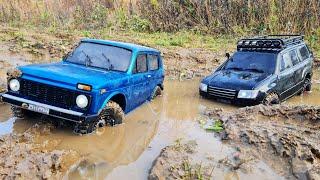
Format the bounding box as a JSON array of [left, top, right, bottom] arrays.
[[226, 53, 230, 59]]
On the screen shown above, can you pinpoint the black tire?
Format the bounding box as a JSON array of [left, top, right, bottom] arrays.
[[303, 78, 312, 92], [297, 77, 312, 95], [151, 86, 162, 100], [99, 101, 124, 126], [73, 122, 96, 134], [73, 101, 124, 134], [11, 106, 25, 119], [263, 93, 280, 105]]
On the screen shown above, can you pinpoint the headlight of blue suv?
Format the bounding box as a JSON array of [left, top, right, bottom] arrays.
[[76, 95, 89, 108], [237, 90, 259, 99], [199, 83, 208, 92], [9, 79, 20, 92]]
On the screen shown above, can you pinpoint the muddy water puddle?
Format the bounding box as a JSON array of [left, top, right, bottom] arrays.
[[0, 79, 319, 179]]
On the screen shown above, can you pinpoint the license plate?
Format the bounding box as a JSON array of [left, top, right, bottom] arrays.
[[216, 98, 232, 104], [28, 104, 50, 114]]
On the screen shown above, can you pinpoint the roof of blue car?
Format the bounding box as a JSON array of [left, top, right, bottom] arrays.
[[81, 39, 160, 53]]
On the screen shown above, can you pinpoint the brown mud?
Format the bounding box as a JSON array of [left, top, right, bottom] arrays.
[[0, 122, 81, 179], [199, 105, 320, 179]]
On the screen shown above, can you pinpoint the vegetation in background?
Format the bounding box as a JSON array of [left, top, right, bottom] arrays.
[[0, 0, 319, 56]]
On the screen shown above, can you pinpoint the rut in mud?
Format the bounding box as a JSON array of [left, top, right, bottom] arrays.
[[205, 105, 320, 179]]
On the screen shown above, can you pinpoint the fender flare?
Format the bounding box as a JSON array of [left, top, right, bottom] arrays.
[[98, 92, 127, 114]]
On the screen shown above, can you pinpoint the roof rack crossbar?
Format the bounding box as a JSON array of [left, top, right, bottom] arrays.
[[237, 35, 304, 52]]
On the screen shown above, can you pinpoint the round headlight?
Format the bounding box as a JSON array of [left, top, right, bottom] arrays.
[[9, 79, 20, 92], [76, 95, 88, 108], [199, 83, 208, 92]]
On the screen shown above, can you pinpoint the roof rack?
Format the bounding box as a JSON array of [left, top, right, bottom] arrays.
[[237, 35, 304, 52]]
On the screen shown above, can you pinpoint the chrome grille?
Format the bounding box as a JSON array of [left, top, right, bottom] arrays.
[[207, 86, 237, 99]]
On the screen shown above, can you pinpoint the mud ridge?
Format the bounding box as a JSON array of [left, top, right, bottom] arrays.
[[206, 105, 320, 179]]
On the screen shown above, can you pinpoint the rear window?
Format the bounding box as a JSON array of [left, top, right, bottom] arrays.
[[148, 55, 159, 70], [134, 54, 147, 73], [298, 46, 310, 61], [288, 50, 300, 65], [281, 53, 293, 71]]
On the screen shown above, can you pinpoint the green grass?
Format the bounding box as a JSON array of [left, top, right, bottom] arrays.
[[2, 25, 320, 60]]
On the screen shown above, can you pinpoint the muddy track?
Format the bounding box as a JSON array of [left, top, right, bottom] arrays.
[[207, 105, 320, 179]]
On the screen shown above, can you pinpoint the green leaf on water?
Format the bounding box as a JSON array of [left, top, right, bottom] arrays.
[[205, 120, 224, 132]]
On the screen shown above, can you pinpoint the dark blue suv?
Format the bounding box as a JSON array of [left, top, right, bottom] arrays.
[[200, 35, 313, 106], [1, 39, 164, 133]]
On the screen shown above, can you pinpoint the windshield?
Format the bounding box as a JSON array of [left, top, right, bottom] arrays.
[[224, 51, 277, 74], [65, 42, 132, 72]]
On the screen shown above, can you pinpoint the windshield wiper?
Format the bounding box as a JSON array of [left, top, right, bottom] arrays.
[[101, 53, 114, 70], [81, 50, 93, 67], [244, 68, 264, 73], [226, 67, 244, 71]]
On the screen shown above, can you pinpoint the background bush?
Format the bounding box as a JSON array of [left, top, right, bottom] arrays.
[[0, 0, 319, 36]]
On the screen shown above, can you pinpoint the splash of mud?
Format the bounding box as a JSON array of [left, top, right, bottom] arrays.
[[0, 122, 82, 179], [206, 105, 320, 179]]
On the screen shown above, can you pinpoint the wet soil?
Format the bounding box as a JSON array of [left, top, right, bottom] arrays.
[[199, 105, 320, 179], [0, 121, 81, 179], [147, 90, 320, 180]]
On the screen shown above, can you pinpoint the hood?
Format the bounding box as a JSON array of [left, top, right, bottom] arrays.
[[19, 62, 128, 89], [206, 70, 270, 90]]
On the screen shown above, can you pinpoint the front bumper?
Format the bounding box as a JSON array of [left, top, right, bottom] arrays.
[[199, 90, 265, 106], [1, 93, 98, 123]]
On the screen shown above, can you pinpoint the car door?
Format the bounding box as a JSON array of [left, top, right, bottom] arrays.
[[147, 53, 161, 95], [278, 51, 295, 100], [288, 49, 304, 93], [131, 53, 149, 108], [297, 45, 312, 83]]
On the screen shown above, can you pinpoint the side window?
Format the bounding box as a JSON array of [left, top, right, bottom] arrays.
[[289, 50, 299, 65], [280, 52, 293, 71], [134, 54, 147, 73], [148, 54, 159, 71], [298, 46, 310, 61]]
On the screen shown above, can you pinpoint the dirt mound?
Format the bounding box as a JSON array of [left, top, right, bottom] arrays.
[[0, 123, 81, 179], [149, 140, 214, 180], [206, 105, 320, 179]]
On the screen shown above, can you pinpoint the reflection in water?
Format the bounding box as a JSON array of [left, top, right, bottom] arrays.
[[0, 78, 319, 179]]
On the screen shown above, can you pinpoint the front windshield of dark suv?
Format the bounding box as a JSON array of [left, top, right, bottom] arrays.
[[65, 42, 132, 72], [224, 51, 277, 74]]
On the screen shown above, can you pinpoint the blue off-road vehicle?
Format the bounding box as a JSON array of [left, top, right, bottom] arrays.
[[200, 35, 314, 105], [1, 39, 164, 133]]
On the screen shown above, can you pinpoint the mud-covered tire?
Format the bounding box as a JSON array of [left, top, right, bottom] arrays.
[[303, 78, 312, 92], [11, 106, 25, 119], [73, 122, 96, 135], [99, 101, 124, 126], [73, 101, 124, 134], [297, 78, 312, 95], [151, 86, 162, 100], [263, 93, 280, 105]]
